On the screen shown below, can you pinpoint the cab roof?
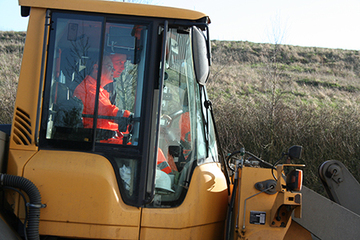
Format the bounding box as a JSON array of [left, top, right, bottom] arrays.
[[19, 0, 210, 22]]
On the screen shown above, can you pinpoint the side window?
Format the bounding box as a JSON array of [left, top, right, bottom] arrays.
[[43, 13, 147, 147], [44, 14, 102, 142], [207, 109, 219, 162], [199, 87, 218, 164]]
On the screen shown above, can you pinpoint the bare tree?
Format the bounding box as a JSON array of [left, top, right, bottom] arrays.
[[266, 11, 289, 45], [262, 12, 289, 159]]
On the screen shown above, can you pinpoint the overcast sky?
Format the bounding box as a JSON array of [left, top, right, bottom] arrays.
[[1, 0, 360, 50]]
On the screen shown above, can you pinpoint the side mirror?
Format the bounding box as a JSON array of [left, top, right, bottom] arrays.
[[21, 6, 30, 17], [288, 145, 302, 160], [191, 26, 210, 85]]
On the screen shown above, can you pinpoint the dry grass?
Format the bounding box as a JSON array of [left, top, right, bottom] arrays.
[[0, 31, 25, 123]]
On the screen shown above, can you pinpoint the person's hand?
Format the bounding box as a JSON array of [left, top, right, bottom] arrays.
[[122, 110, 132, 118], [116, 110, 133, 132]]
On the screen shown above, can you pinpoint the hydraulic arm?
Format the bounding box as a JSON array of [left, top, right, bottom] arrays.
[[293, 160, 360, 240]]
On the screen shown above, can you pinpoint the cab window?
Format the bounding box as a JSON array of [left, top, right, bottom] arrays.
[[42, 13, 147, 146]]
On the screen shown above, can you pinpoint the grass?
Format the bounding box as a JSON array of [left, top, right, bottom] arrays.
[[0, 31, 25, 123]]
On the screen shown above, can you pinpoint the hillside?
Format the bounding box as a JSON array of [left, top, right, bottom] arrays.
[[208, 41, 360, 193], [1, 31, 360, 193], [210, 40, 360, 105]]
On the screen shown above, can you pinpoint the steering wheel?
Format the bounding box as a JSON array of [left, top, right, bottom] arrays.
[[160, 109, 184, 144], [161, 109, 183, 127]]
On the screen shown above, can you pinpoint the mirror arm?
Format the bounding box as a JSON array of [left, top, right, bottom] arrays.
[[205, 25, 212, 66]]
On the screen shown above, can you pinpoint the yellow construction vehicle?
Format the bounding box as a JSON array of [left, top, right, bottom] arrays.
[[1, 0, 359, 239]]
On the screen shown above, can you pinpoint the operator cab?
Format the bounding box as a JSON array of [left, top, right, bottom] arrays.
[[39, 10, 217, 208]]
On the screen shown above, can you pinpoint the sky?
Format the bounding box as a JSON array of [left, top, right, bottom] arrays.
[[1, 0, 360, 50]]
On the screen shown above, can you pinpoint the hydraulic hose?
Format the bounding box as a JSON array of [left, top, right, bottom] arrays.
[[0, 173, 42, 240], [225, 175, 238, 240]]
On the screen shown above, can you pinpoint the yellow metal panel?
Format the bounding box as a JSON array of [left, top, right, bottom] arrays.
[[39, 221, 139, 240], [234, 167, 293, 240], [140, 222, 225, 240], [5, 149, 37, 218], [140, 162, 228, 240], [19, 0, 208, 21], [22, 150, 141, 239], [10, 7, 46, 151], [6, 149, 37, 177]]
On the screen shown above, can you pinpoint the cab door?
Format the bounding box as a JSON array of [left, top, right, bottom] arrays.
[[35, 10, 155, 239], [139, 26, 228, 240]]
